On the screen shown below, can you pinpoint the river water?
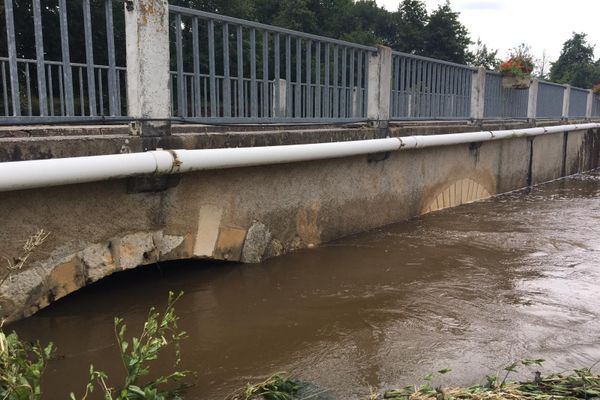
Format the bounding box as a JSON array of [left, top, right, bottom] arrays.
[[11, 171, 600, 399]]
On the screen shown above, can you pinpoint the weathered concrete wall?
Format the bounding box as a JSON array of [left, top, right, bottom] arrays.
[[0, 124, 599, 321]]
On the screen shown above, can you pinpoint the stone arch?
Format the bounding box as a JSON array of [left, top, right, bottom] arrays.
[[0, 231, 188, 322], [421, 178, 492, 215]]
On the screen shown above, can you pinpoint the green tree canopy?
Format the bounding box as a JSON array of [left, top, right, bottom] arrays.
[[549, 32, 600, 88], [422, 1, 472, 64], [391, 0, 429, 53], [467, 39, 500, 70]]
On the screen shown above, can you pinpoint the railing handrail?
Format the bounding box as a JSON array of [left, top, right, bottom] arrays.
[[169, 5, 378, 53], [391, 50, 477, 71]]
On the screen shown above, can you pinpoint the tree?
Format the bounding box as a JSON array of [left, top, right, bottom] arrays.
[[467, 38, 500, 70], [391, 0, 429, 53], [549, 32, 600, 88], [422, 1, 472, 64], [535, 50, 551, 80]]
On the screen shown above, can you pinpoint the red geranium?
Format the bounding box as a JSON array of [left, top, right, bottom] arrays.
[[498, 57, 534, 78], [593, 83, 600, 95]]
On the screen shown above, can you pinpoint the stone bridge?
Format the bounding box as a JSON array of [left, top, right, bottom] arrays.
[[0, 0, 599, 321]]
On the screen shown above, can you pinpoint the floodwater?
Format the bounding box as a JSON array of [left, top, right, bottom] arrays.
[[11, 171, 600, 399]]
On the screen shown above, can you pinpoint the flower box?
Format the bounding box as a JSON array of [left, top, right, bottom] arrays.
[[502, 75, 530, 89]]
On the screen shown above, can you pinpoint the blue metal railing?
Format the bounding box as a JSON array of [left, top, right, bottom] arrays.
[[483, 72, 529, 119], [390, 52, 474, 120], [168, 6, 375, 123], [0, 0, 127, 123], [569, 87, 589, 118], [0, 0, 597, 125], [537, 81, 565, 119]]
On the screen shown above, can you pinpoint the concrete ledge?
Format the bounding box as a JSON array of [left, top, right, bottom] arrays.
[[0, 119, 596, 162]]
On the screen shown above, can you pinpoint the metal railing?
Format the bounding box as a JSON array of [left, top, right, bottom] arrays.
[[0, 0, 598, 126], [483, 72, 529, 119], [536, 81, 565, 119], [390, 52, 474, 120], [169, 6, 375, 123], [569, 87, 589, 118], [0, 0, 127, 124]]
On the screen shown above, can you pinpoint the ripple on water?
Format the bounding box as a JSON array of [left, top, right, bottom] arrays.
[[9, 171, 600, 399]]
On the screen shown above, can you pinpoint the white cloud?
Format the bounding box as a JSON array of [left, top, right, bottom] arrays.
[[376, 0, 600, 64]]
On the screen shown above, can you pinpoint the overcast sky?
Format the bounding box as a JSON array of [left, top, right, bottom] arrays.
[[375, 0, 600, 64]]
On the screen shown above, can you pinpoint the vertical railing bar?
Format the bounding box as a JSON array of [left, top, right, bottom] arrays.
[[208, 20, 217, 117], [410, 59, 416, 117], [32, 0, 48, 116], [117, 69, 123, 114], [192, 17, 201, 117], [183, 75, 188, 116], [4, 0, 20, 116], [58, 0, 73, 116], [222, 23, 231, 118], [203, 76, 208, 117], [358, 51, 364, 116], [48, 65, 55, 116], [216, 76, 221, 117], [105, 0, 117, 116], [324, 43, 330, 118], [437, 65, 443, 117], [340, 47, 347, 118], [399, 56, 406, 116], [97, 69, 103, 116], [306, 40, 312, 118], [262, 30, 269, 118], [175, 13, 184, 117], [364, 50, 369, 118], [236, 25, 244, 118], [25, 64, 32, 116], [274, 33, 280, 118], [451, 67, 457, 116], [285, 35, 291, 118], [78, 67, 84, 115], [1, 62, 8, 115], [349, 48, 355, 117], [250, 28, 257, 118], [168, 73, 174, 117], [333, 46, 339, 118], [58, 65, 65, 116], [315, 41, 321, 118], [295, 38, 301, 118], [425, 61, 431, 117], [82, 0, 97, 116], [232, 80, 237, 115], [415, 60, 424, 117], [432, 63, 439, 118]]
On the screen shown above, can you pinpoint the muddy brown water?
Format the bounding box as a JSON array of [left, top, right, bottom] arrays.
[[11, 171, 600, 399]]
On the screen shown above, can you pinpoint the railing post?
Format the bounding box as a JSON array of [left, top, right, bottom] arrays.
[[124, 0, 171, 137], [367, 45, 392, 128], [562, 84, 571, 121], [586, 89, 594, 120], [470, 67, 486, 122], [527, 78, 539, 122], [272, 79, 287, 118]]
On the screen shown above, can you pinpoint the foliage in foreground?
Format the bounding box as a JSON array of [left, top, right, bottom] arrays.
[[0, 327, 54, 400], [226, 374, 301, 400], [72, 291, 189, 400], [0, 229, 52, 400], [371, 359, 600, 400]]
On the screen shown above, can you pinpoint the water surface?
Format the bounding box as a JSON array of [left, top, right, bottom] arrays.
[[12, 172, 600, 399]]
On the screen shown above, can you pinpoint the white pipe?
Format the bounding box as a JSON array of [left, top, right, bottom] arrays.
[[0, 122, 598, 192]]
